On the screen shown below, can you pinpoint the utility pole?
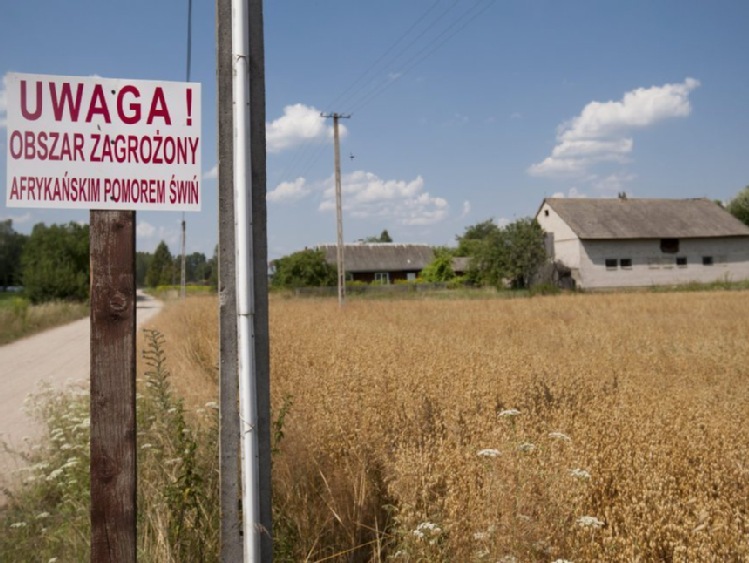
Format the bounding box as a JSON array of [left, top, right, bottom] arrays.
[[321, 112, 350, 308], [180, 214, 186, 299], [181, 0, 193, 301]]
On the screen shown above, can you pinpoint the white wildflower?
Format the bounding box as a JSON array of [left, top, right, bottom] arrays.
[[570, 468, 591, 480], [62, 459, 79, 469], [549, 431, 571, 442], [498, 408, 520, 418], [46, 469, 64, 481], [577, 516, 604, 529], [141, 443, 153, 450], [36, 512, 50, 519], [10, 522, 27, 528], [49, 558, 58, 563], [477, 448, 500, 458], [497, 556, 518, 563], [76, 418, 90, 430], [552, 559, 574, 563], [413, 521, 441, 541], [475, 547, 490, 558], [517, 442, 536, 452], [205, 401, 219, 410], [473, 531, 490, 540], [61, 443, 73, 450]]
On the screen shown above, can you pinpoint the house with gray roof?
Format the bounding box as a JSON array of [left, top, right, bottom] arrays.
[[318, 243, 435, 284], [316, 243, 470, 283], [536, 197, 749, 289]]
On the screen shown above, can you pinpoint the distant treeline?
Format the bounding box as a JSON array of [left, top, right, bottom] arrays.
[[136, 241, 218, 289], [0, 219, 216, 303]]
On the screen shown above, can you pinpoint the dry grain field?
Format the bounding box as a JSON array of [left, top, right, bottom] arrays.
[[154, 291, 749, 562]]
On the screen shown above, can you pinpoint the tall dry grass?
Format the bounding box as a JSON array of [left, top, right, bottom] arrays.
[[0, 297, 89, 345], [146, 291, 749, 561]]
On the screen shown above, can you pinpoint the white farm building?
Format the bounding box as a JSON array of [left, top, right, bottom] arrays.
[[536, 197, 749, 290]]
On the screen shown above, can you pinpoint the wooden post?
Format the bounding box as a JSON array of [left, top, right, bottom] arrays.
[[89, 210, 137, 563]]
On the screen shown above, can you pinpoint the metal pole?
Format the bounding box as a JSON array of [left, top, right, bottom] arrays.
[[232, 0, 261, 559], [333, 114, 345, 307], [216, 0, 242, 558]]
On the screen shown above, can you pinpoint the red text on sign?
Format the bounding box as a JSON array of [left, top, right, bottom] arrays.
[[20, 80, 173, 126]]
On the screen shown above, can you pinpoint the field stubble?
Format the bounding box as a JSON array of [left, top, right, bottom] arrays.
[[150, 292, 749, 561]]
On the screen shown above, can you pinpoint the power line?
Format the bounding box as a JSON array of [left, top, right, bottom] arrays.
[[321, 0, 445, 114], [347, 0, 495, 115], [273, 1, 495, 188]]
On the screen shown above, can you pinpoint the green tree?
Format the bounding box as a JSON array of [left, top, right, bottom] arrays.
[[362, 229, 393, 243], [462, 218, 547, 288], [185, 252, 209, 283], [456, 219, 500, 257], [146, 241, 175, 287], [0, 220, 27, 289], [208, 245, 218, 290], [271, 249, 336, 288], [727, 186, 749, 226], [136, 251, 154, 288], [420, 247, 456, 282], [21, 222, 89, 303]]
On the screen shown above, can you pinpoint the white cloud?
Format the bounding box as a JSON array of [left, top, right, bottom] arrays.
[[266, 103, 345, 153], [0, 211, 31, 224], [550, 187, 586, 199], [137, 220, 156, 238], [203, 164, 218, 180], [0, 74, 8, 129], [529, 78, 700, 178], [460, 200, 471, 218], [267, 177, 310, 203], [319, 171, 449, 226], [592, 172, 636, 194]]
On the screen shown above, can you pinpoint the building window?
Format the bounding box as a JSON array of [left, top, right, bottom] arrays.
[[605, 259, 618, 270], [703, 256, 714, 266], [660, 238, 679, 253], [619, 258, 633, 270], [374, 272, 390, 284], [544, 209, 549, 217], [676, 257, 688, 268]]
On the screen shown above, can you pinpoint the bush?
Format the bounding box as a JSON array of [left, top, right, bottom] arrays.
[[0, 329, 219, 562]]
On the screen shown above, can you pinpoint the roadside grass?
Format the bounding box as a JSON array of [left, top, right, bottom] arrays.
[[144, 285, 215, 303], [0, 328, 219, 562], [0, 295, 89, 346]]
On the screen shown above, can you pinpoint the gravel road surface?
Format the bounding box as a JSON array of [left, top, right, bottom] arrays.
[[0, 292, 162, 487]]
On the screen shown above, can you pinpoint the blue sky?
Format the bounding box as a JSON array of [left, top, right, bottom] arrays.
[[2, 1, 748, 259]]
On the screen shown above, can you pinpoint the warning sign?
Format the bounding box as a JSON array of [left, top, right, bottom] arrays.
[[5, 73, 201, 211]]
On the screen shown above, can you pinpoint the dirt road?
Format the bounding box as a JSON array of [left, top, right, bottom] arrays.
[[0, 292, 162, 481]]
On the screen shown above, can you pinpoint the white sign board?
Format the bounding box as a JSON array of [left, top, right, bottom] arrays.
[[5, 73, 201, 211]]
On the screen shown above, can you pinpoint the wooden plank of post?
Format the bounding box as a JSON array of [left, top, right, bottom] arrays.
[[89, 210, 137, 563]]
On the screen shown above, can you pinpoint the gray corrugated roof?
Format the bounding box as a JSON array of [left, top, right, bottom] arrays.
[[317, 244, 435, 272], [544, 198, 749, 239]]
